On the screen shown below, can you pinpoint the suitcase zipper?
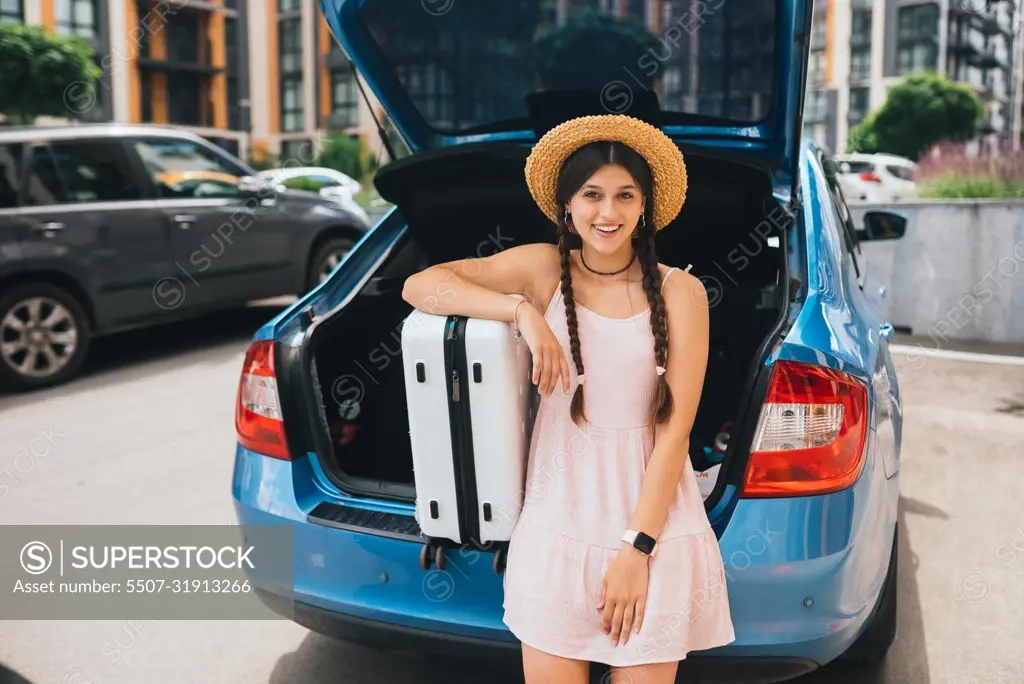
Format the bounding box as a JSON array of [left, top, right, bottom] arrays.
[[444, 316, 479, 547]]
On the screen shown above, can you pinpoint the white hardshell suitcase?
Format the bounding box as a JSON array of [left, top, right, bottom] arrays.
[[401, 303, 536, 572]]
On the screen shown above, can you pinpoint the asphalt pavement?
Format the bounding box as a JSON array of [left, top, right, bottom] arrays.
[[0, 304, 1022, 684]]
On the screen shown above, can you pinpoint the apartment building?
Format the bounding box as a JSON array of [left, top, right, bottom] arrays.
[[1, 0, 384, 163], [805, 0, 1023, 154]]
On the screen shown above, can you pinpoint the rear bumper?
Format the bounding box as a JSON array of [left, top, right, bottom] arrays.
[[255, 586, 819, 683], [233, 446, 899, 680]]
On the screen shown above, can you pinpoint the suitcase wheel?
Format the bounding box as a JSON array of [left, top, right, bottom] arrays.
[[419, 541, 448, 571], [493, 547, 507, 574], [435, 545, 447, 571], [419, 543, 431, 571]]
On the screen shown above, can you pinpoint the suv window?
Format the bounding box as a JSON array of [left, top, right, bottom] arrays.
[[842, 161, 874, 174], [134, 138, 246, 199], [886, 164, 914, 181], [25, 140, 143, 206], [0, 143, 24, 208]]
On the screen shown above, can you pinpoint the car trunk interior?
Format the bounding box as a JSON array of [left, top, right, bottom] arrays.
[[305, 141, 789, 505]]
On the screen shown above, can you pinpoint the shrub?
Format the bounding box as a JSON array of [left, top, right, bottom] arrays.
[[315, 134, 366, 181], [915, 141, 1024, 199]]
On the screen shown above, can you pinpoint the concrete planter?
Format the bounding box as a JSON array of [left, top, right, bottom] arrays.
[[849, 199, 1024, 344]]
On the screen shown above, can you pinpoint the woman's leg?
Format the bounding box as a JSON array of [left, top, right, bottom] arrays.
[[606, 660, 679, 684], [521, 643, 590, 684]]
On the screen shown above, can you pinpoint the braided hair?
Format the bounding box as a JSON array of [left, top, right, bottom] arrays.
[[554, 141, 674, 427]]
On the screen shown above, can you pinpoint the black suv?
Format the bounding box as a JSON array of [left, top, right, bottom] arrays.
[[0, 124, 371, 391]]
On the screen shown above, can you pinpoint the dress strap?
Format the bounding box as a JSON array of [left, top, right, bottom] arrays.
[[660, 264, 692, 294]]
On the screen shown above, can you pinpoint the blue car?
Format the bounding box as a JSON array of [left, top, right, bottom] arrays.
[[232, 0, 906, 680]]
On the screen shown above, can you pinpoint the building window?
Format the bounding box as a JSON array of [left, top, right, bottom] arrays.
[[809, 50, 827, 86], [56, 0, 98, 39], [281, 77, 303, 132], [805, 89, 828, 122], [851, 9, 871, 37], [330, 70, 359, 130], [278, 0, 301, 12], [225, 16, 241, 130], [279, 16, 304, 132], [168, 72, 203, 126], [850, 49, 871, 81], [850, 9, 871, 80], [896, 4, 938, 75], [166, 9, 201, 65], [0, 0, 22, 23], [810, 11, 827, 50], [848, 87, 869, 126]]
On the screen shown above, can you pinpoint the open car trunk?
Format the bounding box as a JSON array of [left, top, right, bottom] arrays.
[[303, 141, 790, 508]]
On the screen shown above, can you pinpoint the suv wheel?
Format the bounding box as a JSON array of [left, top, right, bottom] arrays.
[[0, 283, 91, 391], [307, 237, 355, 291]]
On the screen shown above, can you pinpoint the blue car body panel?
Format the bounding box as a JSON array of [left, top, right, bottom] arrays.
[[235, 0, 903, 673]]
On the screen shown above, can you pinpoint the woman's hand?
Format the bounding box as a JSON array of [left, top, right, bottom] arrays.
[[517, 303, 570, 396], [598, 543, 650, 646]]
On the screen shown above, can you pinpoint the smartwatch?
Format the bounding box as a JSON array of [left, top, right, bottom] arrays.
[[622, 529, 658, 557]]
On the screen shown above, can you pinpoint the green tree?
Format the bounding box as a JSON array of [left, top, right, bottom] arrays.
[[315, 133, 367, 181], [0, 24, 102, 124], [846, 72, 983, 160]]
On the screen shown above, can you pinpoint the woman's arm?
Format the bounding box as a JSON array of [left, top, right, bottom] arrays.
[[626, 270, 711, 541], [401, 242, 569, 395], [401, 242, 557, 321]]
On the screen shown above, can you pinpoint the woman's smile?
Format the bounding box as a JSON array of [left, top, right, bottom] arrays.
[[592, 223, 623, 237]]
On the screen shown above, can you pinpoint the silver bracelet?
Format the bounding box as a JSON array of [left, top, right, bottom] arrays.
[[511, 298, 526, 339]]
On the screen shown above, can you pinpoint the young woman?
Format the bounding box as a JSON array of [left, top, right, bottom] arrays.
[[402, 114, 735, 684]]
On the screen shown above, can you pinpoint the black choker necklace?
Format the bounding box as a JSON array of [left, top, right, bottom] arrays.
[[579, 249, 636, 276]]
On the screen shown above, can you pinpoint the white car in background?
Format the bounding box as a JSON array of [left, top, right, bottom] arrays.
[[835, 153, 918, 202], [258, 166, 371, 226]]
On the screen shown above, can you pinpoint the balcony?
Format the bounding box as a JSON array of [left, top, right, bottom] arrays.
[[966, 49, 1005, 70], [980, 14, 1013, 37]]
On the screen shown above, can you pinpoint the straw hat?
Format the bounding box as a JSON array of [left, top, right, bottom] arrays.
[[524, 114, 687, 231]]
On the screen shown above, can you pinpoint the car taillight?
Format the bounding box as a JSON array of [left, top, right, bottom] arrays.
[[859, 171, 882, 183], [741, 360, 868, 498], [235, 340, 290, 460]]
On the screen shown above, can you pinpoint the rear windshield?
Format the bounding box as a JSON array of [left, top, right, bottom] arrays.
[[842, 161, 874, 173], [359, 0, 778, 135]]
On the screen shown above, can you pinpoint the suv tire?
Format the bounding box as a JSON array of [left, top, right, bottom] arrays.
[[0, 282, 91, 392], [307, 237, 355, 291]]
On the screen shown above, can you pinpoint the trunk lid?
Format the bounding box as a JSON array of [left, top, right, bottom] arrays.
[[318, 0, 811, 181]]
